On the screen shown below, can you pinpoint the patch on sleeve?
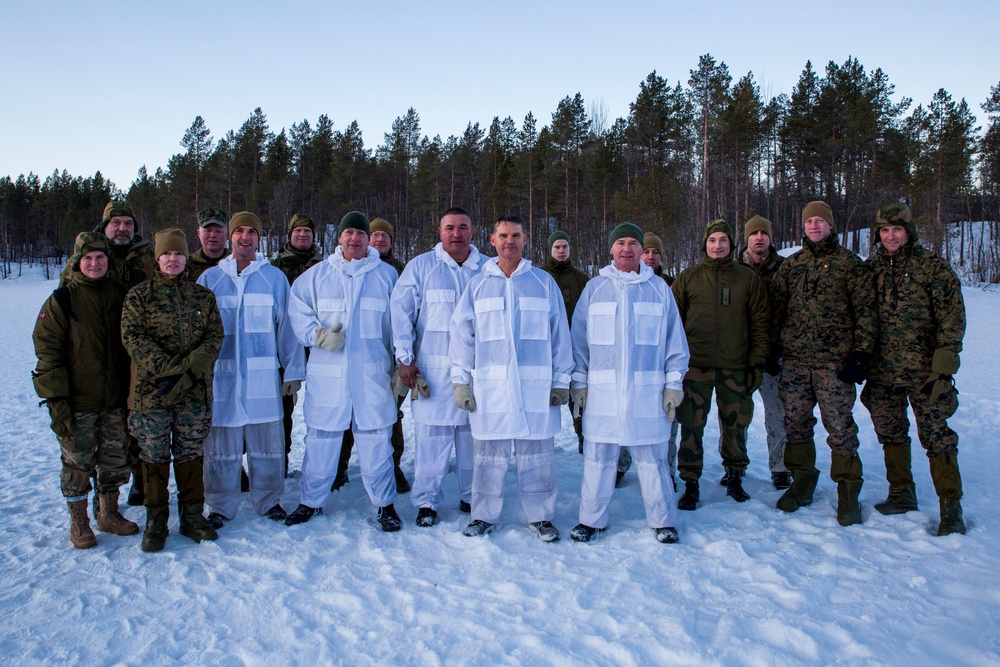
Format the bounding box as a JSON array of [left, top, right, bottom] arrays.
[[38, 312, 46, 319]]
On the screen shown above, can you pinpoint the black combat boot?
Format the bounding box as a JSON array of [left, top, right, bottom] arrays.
[[725, 469, 750, 503], [678, 479, 699, 511]]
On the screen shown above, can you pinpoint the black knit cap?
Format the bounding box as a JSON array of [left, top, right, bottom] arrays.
[[339, 211, 370, 235]]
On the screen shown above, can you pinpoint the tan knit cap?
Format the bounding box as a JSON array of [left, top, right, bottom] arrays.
[[370, 217, 394, 240], [743, 215, 773, 242], [154, 228, 189, 259], [802, 201, 834, 227], [229, 211, 262, 236], [643, 232, 664, 254]]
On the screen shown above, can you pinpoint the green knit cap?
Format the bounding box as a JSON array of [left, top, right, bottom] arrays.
[[702, 219, 734, 251], [875, 202, 918, 243], [548, 230, 570, 248], [71, 231, 110, 271], [609, 222, 643, 246], [339, 211, 370, 235]]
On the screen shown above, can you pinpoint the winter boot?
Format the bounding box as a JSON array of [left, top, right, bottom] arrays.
[[874, 484, 918, 515], [528, 520, 560, 542], [416, 508, 438, 527], [285, 504, 322, 526], [725, 468, 751, 503], [776, 442, 819, 512], [141, 507, 169, 552], [654, 527, 679, 544], [615, 448, 633, 487], [677, 479, 699, 511], [937, 498, 966, 536], [570, 523, 604, 542], [771, 472, 792, 490], [127, 464, 144, 506], [831, 453, 863, 526], [141, 461, 171, 552], [376, 504, 402, 532], [929, 451, 965, 536], [97, 490, 140, 535], [68, 499, 97, 549], [463, 519, 495, 537], [172, 458, 218, 542]]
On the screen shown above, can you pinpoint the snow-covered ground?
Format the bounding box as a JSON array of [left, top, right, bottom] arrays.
[[1, 268, 997, 666]]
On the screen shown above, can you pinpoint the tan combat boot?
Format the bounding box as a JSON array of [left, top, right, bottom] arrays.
[[68, 499, 97, 549], [97, 490, 140, 536]]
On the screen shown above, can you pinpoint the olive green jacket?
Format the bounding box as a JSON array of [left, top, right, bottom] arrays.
[[673, 255, 770, 370], [771, 234, 876, 364], [187, 247, 231, 282], [866, 242, 965, 386], [271, 243, 323, 285], [121, 270, 224, 412], [541, 256, 590, 323], [33, 271, 132, 413]]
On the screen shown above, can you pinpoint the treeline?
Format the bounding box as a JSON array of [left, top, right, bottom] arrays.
[[4, 54, 1000, 282]]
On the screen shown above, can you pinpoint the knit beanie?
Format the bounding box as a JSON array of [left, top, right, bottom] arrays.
[[643, 233, 664, 255], [229, 211, 262, 236], [198, 207, 228, 228], [71, 232, 110, 270], [154, 228, 190, 259], [609, 222, 643, 246], [289, 214, 315, 233], [339, 211, 370, 235], [548, 230, 570, 248], [874, 202, 918, 243], [702, 219, 734, 251], [802, 201, 834, 228], [102, 200, 135, 224], [369, 217, 394, 240], [743, 215, 773, 242]]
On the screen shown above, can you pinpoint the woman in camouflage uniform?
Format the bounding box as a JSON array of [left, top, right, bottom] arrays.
[[32, 232, 138, 548], [121, 229, 225, 552]]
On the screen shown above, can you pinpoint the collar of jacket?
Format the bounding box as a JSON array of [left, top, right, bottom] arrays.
[[191, 247, 230, 265], [68, 270, 110, 289], [599, 261, 653, 286], [700, 255, 735, 271], [876, 240, 915, 263], [803, 233, 840, 256], [483, 256, 532, 278], [281, 242, 321, 262], [545, 256, 576, 274], [331, 245, 380, 276], [739, 246, 778, 271], [153, 268, 189, 285], [219, 253, 264, 278], [434, 242, 482, 270]]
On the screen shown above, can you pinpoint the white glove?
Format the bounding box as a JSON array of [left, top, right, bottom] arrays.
[[314, 323, 345, 352], [412, 375, 431, 400], [550, 387, 570, 406], [282, 380, 302, 406], [570, 387, 588, 418], [453, 383, 476, 412], [662, 388, 684, 422], [391, 367, 408, 400]]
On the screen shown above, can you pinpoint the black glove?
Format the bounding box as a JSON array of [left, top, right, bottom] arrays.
[[156, 374, 184, 396], [837, 351, 870, 385], [746, 367, 764, 394], [764, 352, 781, 377]]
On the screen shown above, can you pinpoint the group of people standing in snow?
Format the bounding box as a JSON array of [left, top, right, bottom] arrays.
[[31, 196, 968, 552]]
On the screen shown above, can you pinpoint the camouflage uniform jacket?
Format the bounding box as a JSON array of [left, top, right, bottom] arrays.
[[866, 242, 965, 387], [672, 255, 770, 370], [59, 235, 155, 290], [32, 271, 131, 413], [771, 234, 875, 364], [271, 243, 323, 285], [187, 247, 231, 282], [541, 256, 590, 323], [121, 270, 224, 412], [739, 246, 784, 344]]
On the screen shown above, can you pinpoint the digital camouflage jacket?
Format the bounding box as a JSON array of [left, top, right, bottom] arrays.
[[121, 270, 224, 412], [770, 234, 876, 364], [865, 242, 965, 386]]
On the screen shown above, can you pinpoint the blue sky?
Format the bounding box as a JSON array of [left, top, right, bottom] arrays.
[[3, 0, 998, 189]]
